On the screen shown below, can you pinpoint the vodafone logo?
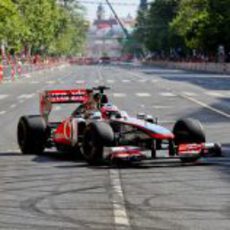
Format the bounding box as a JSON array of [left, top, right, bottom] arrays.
[[63, 120, 72, 141]]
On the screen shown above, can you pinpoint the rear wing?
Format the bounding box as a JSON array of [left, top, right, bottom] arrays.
[[40, 89, 91, 119], [41, 89, 89, 104]]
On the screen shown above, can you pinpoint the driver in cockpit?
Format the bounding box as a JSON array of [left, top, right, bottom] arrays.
[[72, 91, 101, 118]]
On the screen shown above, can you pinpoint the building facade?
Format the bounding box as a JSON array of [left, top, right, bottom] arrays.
[[86, 3, 135, 58]]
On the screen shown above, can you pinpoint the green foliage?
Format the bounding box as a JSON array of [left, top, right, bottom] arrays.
[[170, 0, 230, 53], [135, 0, 180, 54], [135, 0, 230, 56], [0, 0, 26, 52], [171, 0, 208, 50], [0, 0, 88, 56]]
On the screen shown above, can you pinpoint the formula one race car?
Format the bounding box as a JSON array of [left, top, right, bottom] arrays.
[[17, 86, 222, 165]]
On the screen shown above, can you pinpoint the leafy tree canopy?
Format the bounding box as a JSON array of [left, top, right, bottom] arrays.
[[0, 0, 88, 56]]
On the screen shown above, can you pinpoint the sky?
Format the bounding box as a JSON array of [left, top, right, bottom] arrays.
[[78, 0, 141, 22]]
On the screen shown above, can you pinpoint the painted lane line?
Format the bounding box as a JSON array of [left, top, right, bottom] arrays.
[[138, 79, 147, 83], [24, 74, 31, 78], [182, 91, 197, 97], [205, 91, 224, 98], [0, 111, 6, 115], [181, 95, 230, 119], [122, 80, 130, 83], [107, 80, 115, 84], [113, 93, 126, 98], [31, 81, 40, 84], [136, 93, 151, 97], [46, 80, 56, 84], [97, 66, 103, 81], [152, 105, 172, 109], [17, 94, 35, 100], [110, 169, 130, 229], [10, 104, 16, 108], [160, 92, 176, 97], [75, 80, 86, 84], [0, 95, 9, 100], [5, 149, 20, 153]]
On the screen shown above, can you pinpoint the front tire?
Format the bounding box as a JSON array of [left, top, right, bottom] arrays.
[[173, 118, 206, 145], [82, 122, 114, 165], [173, 118, 206, 163], [17, 115, 47, 154]]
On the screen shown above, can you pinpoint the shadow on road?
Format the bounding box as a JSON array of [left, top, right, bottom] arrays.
[[178, 99, 230, 123], [0, 152, 21, 157], [32, 151, 85, 163], [1, 144, 229, 170], [160, 75, 230, 91]]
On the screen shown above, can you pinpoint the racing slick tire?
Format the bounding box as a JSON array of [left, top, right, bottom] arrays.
[[82, 121, 114, 165], [17, 115, 47, 155], [173, 118, 206, 145], [173, 118, 206, 163], [180, 155, 201, 163]]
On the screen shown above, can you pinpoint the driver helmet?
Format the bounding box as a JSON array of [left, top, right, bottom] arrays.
[[101, 103, 120, 119]]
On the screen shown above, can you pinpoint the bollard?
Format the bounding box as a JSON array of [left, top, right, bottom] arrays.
[[17, 63, 22, 78], [11, 65, 16, 81], [0, 64, 3, 83]]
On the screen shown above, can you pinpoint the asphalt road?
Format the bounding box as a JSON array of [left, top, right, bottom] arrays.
[[0, 64, 229, 230]]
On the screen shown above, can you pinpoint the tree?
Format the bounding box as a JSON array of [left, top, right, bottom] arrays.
[[134, 8, 148, 48], [171, 0, 230, 55], [0, 0, 88, 56], [16, 0, 60, 54], [48, 2, 88, 55], [134, 0, 181, 56], [0, 0, 26, 53], [150, 0, 180, 54]]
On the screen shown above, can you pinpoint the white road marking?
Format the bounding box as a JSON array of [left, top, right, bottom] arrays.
[[0, 95, 8, 100], [121, 70, 142, 79], [122, 80, 130, 83], [205, 91, 224, 98], [97, 67, 103, 81], [0, 111, 6, 115], [138, 79, 147, 83], [181, 95, 230, 118], [10, 104, 16, 108], [17, 94, 35, 99], [107, 80, 115, 84], [31, 81, 39, 84], [136, 93, 151, 97], [182, 91, 197, 96], [151, 79, 158, 83], [75, 80, 86, 84], [46, 80, 56, 84], [5, 149, 20, 153], [160, 92, 176, 97], [152, 105, 172, 109], [113, 93, 126, 98], [110, 169, 130, 229], [24, 74, 31, 78]]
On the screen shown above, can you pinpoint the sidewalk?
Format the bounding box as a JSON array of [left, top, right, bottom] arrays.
[[143, 61, 230, 74], [1, 62, 69, 84]]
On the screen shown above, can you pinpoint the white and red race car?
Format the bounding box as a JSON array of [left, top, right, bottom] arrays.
[[17, 86, 222, 165]]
